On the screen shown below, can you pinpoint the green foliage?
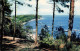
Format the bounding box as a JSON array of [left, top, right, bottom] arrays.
[[40, 38, 54, 45], [39, 25, 50, 40], [40, 37, 65, 50], [11, 15, 40, 39], [4, 18, 33, 39], [39, 26, 80, 51], [0, 0, 12, 27], [20, 48, 42, 51], [59, 42, 80, 51], [53, 39, 65, 46], [4, 0, 12, 16], [40, 38, 64, 46], [71, 31, 76, 41], [49, 0, 70, 13], [39, 25, 66, 49], [51, 0, 70, 2], [56, 33, 67, 42], [4, 21, 26, 38], [25, 25, 32, 33], [3, 14, 41, 39], [12, 15, 41, 23], [55, 26, 67, 42], [70, 45, 80, 51]]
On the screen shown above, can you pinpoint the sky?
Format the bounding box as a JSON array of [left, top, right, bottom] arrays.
[[9, 0, 80, 15]]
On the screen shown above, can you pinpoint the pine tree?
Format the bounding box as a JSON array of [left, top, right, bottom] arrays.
[[35, 0, 39, 44], [67, 0, 74, 42], [0, 0, 12, 50], [50, 0, 69, 39], [13, 0, 16, 41]]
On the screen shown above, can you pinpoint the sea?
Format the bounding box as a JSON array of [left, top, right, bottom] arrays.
[[25, 15, 80, 36]]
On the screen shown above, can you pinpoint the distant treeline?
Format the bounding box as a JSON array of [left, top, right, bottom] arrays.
[[12, 15, 41, 23]]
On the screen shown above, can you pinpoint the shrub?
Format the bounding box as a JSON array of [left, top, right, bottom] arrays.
[[39, 25, 50, 40], [70, 45, 80, 51], [59, 42, 80, 51], [71, 31, 76, 41], [39, 37, 65, 50], [55, 26, 67, 42]]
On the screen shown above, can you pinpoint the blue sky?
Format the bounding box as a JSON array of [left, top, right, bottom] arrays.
[[9, 0, 80, 15]]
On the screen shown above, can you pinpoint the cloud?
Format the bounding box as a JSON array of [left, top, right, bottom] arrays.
[[39, 9, 52, 15], [74, 0, 80, 15], [10, 0, 80, 15]]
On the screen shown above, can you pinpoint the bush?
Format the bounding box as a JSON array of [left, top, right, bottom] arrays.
[[39, 26, 80, 51], [59, 42, 80, 51], [4, 20, 33, 40], [39, 37, 66, 50], [71, 31, 76, 41], [39, 25, 50, 40], [39, 26, 67, 50], [70, 45, 80, 51], [55, 26, 67, 42]]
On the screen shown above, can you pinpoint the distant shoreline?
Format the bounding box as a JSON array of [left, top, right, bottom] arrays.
[[28, 17, 43, 22], [23, 16, 43, 25]]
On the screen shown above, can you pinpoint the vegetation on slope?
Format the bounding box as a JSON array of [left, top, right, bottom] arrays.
[[12, 15, 41, 23], [3, 15, 41, 39]]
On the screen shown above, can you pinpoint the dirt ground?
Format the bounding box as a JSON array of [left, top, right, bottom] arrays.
[[2, 36, 56, 51], [2, 36, 40, 51]]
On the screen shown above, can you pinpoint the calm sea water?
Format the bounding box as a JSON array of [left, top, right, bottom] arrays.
[[25, 15, 80, 35]]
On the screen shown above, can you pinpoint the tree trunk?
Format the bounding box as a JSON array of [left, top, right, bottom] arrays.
[[0, 0, 4, 50], [52, 0, 55, 39], [0, 2, 2, 50], [0, 2, 2, 44], [13, 0, 16, 41], [0, 4, 1, 31], [67, 0, 74, 42], [35, 0, 38, 44]]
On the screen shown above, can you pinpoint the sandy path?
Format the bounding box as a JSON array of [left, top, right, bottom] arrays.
[[2, 36, 56, 51], [2, 36, 37, 51]]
